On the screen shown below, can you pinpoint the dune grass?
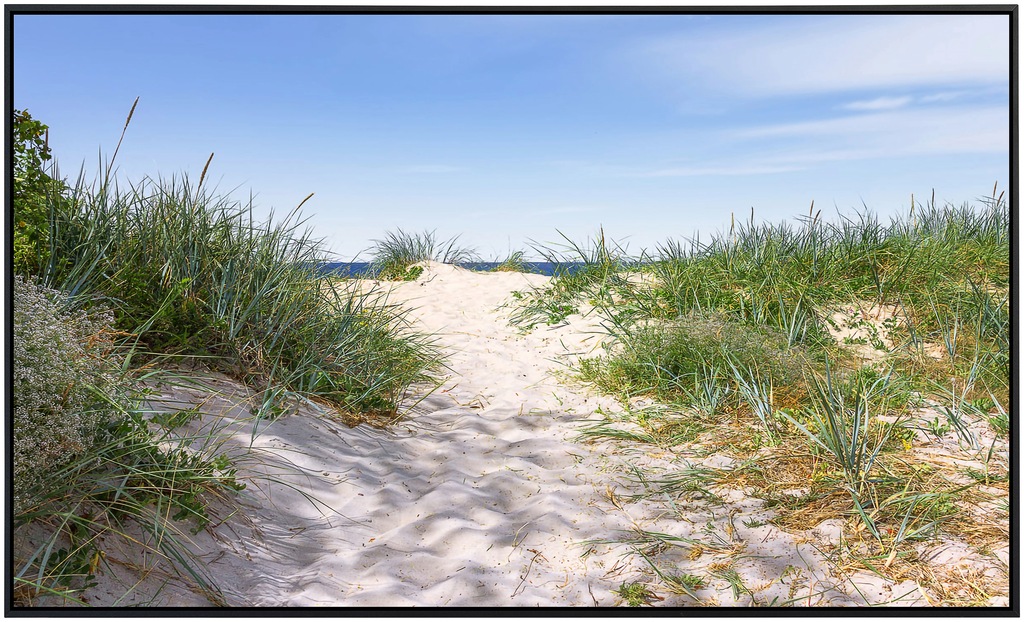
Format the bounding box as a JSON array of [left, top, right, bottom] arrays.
[[517, 191, 1010, 605], [43, 162, 441, 418], [13, 396, 245, 606], [489, 249, 532, 273], [508, 227, 635, 329]]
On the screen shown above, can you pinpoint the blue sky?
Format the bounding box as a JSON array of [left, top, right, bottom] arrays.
[[13, 11, 1011, 260]]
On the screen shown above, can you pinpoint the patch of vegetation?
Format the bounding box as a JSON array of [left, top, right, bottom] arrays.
[[13, 277, 245, 606], [12, 277, 122, 513], [580, 312, 810, 415], [490, 249, 531, 273], [531, 192, 1009, 603], [39, 155, 440, 417], [508, 228, 633, 329]]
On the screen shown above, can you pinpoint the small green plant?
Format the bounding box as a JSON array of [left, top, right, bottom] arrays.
[[989, 411, 1009, 438], [728, 362, 782, 442], [925, 416, 951, 439], [378, 264, 424, 281], [674, 364, 731, 418], [710, 566, 759, 604], [150, 406, 202, 430], [617, 581, 654, 606], [671, 573, 705, 591], [781, 360, 905, 538]]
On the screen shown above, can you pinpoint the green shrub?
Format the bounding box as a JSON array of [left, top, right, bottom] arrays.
[[12, 109, 67, 276], [585, 312, 808, 405], [12, 277, 123, 512]]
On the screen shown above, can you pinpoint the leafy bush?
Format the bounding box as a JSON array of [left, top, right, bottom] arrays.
[[12, 276, 123, 513], [12, 109, 67, 276]]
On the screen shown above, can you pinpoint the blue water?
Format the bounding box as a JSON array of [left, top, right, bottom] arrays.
[[317, 261, 582, 278]]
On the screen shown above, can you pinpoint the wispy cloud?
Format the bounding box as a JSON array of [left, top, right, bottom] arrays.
[[632, 164, 804, 177], [732, 105, 1008, 169], [396, 164, 466, 174], [919, 91, 970, 104], [841, 96, 913, 111], [636, 15, 1008, 97], [736, 105, 1007, 150]]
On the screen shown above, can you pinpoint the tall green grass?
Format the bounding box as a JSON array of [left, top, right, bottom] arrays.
[[43, 164, 440, 417], [566, 194, 1008, 408]]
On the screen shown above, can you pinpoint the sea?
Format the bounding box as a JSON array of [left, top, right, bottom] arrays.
[[316, 261, 580, 278]]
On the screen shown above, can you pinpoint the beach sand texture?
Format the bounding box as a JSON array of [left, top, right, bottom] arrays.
[[73, 261, 1005, 607]]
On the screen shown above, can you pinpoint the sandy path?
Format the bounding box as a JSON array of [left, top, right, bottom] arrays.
[[85, 262, 639, 606], [74, 261, 1006, 608]]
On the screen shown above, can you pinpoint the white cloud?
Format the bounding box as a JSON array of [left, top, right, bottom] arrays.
[[919, 91, 969, 103], [638, 15, 1009, 97]]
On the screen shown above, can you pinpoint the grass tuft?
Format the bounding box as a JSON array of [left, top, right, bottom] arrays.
[[368, 228, 477, 280]]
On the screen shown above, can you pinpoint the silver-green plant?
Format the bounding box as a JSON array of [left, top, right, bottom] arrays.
[[782, 361, 903, 535], [12, 276, 122, 513], [931, 360, 984, 450], [728, 362, 781, 441], [673, 364, 731, 418]]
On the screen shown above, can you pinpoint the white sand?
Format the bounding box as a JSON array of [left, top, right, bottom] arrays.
[[62, 261, 1007, 608]]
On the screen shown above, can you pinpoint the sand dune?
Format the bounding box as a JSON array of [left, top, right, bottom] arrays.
[[75, 261, 1005, 607]]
